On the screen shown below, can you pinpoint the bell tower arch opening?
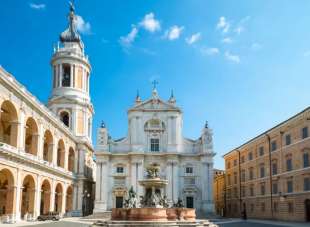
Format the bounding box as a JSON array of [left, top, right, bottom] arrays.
[[48, 2, 93, 143]]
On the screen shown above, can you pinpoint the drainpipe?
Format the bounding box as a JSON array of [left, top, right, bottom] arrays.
[[237, 149, 242, 216], [266, 134, 273, 219]]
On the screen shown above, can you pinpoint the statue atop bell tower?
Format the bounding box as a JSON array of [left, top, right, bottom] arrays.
[[48, 2, 93, 143]]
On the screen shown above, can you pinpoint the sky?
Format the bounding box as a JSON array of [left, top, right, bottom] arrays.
[[1, 0, 310, 169]]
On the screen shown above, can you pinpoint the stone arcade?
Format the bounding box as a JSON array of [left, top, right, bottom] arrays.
[[94, 87, 215, 216], [0, 3, 95, 223]]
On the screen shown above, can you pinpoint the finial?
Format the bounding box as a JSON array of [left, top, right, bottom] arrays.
[[135, 90, 142, 103], [205, 121, 209, 128], [100, 121, 106, 128], [151, 80, 159, 98], [168, 89, 176, 103]]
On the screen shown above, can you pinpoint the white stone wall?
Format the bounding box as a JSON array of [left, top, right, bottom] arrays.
[[94, 93, 215, 214]]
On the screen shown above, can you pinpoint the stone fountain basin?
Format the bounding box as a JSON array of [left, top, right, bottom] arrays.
[[139, 178, 168, 188], [111, 208, 196, 221]]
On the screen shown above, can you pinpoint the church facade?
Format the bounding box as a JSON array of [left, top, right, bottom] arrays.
[[0, 4, 95, 222], [94, 89, 215, 215]]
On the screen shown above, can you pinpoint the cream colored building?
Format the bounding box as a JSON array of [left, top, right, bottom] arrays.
[[223, 107, 310, 222], [0, 3, 95, 223]]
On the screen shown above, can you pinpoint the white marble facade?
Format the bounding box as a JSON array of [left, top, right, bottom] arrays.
[[94, 89, 215, 214]]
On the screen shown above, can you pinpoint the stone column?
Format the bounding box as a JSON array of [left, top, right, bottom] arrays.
[[172, 161, 179, 202], [72, 184, 78, 211], [34, 175, 41, 218], [50, 180, 55, 211], [166, 161, 173, 202], [131, 161, 137, 192], [14, 168, 22, 221], [59, 64, 63, 87], [77, 180, 84, 211], [70, 65, 74, 87], [37, 123, 44, 159], [137, 161, 144, 198], [61, 190, 66, 216], [64, 149, 69, 170], [101, 161, 108, 210]]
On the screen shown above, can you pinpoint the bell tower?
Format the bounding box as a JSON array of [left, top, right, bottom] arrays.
[[48, 2, 93, 143]]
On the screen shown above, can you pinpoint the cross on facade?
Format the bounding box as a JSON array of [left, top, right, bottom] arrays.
[[152, 80, 159, 89]]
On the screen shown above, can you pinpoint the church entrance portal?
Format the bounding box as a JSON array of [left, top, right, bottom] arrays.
[[186, 196, 194, 208]]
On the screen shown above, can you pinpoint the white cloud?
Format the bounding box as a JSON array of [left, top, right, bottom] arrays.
[[222, 37, 233, 44], [234, 16, 250, 35], [217, 17, 230, 33], [164, 26, 184, 41], [251, 42, 262, 51], [186, 32, 201, 45], [139, 13, 161, 33], [75, 15, 91, 34], [304, 50, 310, 57], [200, 47, 220, 56], [119, 26, 139, 48], [29, 3, 46, 10], [225, 51, 240, 63]]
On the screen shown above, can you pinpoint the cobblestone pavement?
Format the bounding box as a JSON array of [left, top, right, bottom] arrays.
[[217, 221, 291, 227]]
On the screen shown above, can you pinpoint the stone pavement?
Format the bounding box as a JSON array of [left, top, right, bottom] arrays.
[[0, 217, 309, 227], [214, 218, 310, 227]]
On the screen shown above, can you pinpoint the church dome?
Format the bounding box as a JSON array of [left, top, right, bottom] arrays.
[[60, 2, 81, 43]]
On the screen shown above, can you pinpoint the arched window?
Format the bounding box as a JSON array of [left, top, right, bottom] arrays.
[[62, 64, 71, 87], [60, 111, 70, 127]]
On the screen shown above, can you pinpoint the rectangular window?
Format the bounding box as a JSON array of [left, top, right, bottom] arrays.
[[288, 202, 294, 213], [248, 152, 253, 161], [150, 138, 160, 152], [227, 175, 231, 185], [272, 163, 278, 175], [260, 166, 265, 178], [285, 134, 291, 145], [227, 161, 231, 169], [259, 146, 264, 156], [286, 158, 292, 171], [287, 180, 293, 193], [271, 141, 277, 152], [241, 170, 245, 182], [241, 186, 246, 197], [116, 166, 124, 173], [250, 186, 254, 196], [233, 187, 238, 198], [233, 159, 237, 166], [241, 156, 245, 163], [261, 184, 265, 195], [303, 153, 309, 168], [234, 172, 238, 184], [272, 182, 278, 194], [185, 167, 193, 174], [302, 127, 308, 139], [261, 203, 265, 212], [304, 178, 310, 191], [249, 168, 254, 180]]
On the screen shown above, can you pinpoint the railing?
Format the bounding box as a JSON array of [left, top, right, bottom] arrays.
[[0, 142, 73, 177]]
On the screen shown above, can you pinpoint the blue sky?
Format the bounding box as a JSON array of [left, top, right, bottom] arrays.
[[1, 0, 310, 169]]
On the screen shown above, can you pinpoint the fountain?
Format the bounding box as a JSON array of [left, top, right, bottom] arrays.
[[92, 164, 216, 226]]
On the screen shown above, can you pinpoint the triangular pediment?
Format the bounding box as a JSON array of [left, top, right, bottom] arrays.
[[129, 98, 181, 112]]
